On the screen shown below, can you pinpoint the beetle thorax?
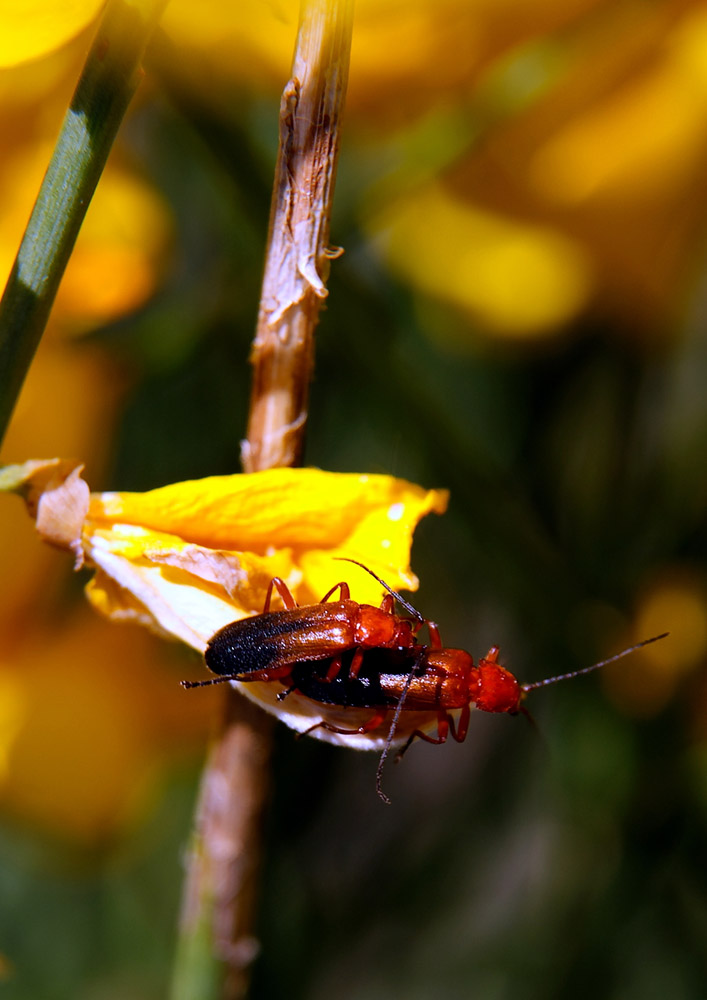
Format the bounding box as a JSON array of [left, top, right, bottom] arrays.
[[354, 605, 413, 648]]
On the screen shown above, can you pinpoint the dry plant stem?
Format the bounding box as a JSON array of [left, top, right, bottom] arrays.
[[242, 0, 355, 471], [174, 3, 355, 999], [172, 697, 273, 1000]]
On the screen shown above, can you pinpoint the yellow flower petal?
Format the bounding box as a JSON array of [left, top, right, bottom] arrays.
[[4, 462, 448, 743], [85, 524, 300, 648], [88, 468, 447, 641], [90, 467, 446, 558]]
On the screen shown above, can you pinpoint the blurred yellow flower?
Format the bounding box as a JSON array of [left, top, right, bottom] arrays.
[[156, 0, 605, 119], [0, 143, 173, 336], [0, 351, 212, 845], [376, 181, 592, 337], [0, 0, 104, 68], [530, 9, 707, 207], [354, 2, 707, 341], [0, 340, 126, 632], [603, 570, 707, 718], [0, 608, 215, 844], [0, 7, 173, 339], [8, 0, 704, 343]]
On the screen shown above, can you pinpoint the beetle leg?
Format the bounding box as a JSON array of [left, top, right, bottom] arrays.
[[426, 621, 442, 649], [395, 710, 451, 759], [297, 709, 388, 739], [263, 577, 298, 612], [416, 711, 451, 745], [319, 647, 364, 682], [379, 593, 395, 614], [448, 705, 470, 743], [318, 581, 351, 603], [348, 647, 365, 679], [323, 654, 344, 681], [482, 646, 500, 663]]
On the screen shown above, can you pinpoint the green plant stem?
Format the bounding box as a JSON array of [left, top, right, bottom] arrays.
[[0, 0, 166, 450]]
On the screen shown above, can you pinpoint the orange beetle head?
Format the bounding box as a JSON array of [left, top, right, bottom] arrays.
[[473, 658, 523, 714]]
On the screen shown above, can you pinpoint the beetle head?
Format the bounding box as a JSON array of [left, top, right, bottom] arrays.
[[473, 655, 523, 714]]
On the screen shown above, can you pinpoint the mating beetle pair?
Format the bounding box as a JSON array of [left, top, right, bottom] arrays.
[[186, 560, 666, 801]]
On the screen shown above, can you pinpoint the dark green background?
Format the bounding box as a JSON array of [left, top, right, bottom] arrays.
[[2, 47, 707, 1000]]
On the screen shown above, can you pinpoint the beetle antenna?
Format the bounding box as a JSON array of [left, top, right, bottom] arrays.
[[521, 632, 669, 694], [335, 557, 425, 623], [374, 650, 425, 804], [181, 675, 243, 689]]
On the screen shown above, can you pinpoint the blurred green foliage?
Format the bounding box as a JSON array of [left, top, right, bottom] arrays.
[[2, 32, 707, 1000]]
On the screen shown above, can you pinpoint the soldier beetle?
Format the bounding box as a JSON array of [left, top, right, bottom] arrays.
[[281, 634, 666, 801], [185, 560, 668, 802], [200, 567, 425, 685]]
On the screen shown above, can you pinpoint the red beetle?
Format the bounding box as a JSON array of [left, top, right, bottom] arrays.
[[186, 560, 667, 801], [278, 629, 665, 802], [202, 571, 425, 684]]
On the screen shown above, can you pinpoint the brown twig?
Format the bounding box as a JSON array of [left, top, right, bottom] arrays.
[[172, 3, 354, 998], [243, 0, 354, 471], [173, 697, 273, 1000]]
